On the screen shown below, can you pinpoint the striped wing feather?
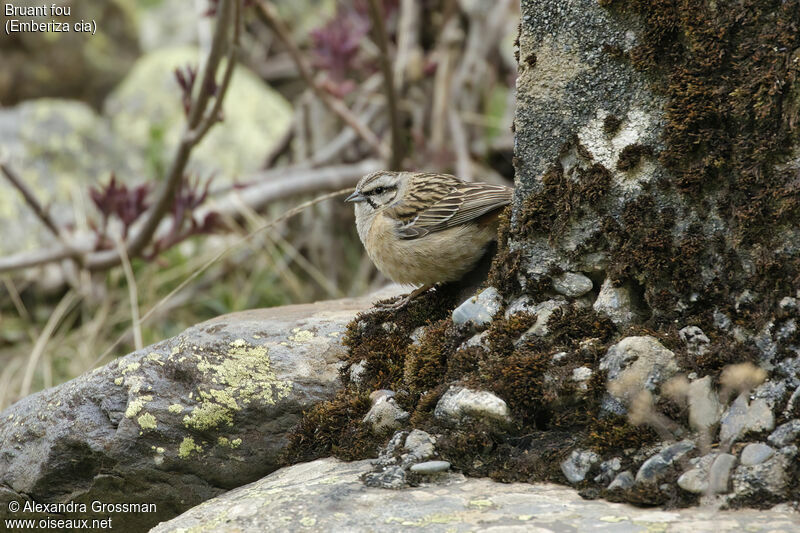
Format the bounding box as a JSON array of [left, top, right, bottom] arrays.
[[392, 175, 513, 239]]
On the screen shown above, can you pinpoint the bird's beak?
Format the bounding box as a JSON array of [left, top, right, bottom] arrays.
[[345, 190, 366, 203]]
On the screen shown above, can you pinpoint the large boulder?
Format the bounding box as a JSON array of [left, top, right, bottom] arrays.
[[151, 458, 800, 532], [0, 293, 391, 531]]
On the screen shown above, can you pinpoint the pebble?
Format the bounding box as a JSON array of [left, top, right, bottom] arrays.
[[608, 471, 634, 490], [560, 449, 600, 483], [767, 419, 800, 447], [740, 443, 774, 466], [452, 287, 502, 329], [552, 272, 593, 297], [434, 386, 511, 424], [636, 440, 695, 484], [410, 461, 451, 474]]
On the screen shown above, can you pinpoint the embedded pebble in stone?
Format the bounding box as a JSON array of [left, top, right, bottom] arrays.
[[768, 419, 800, 447], [732, 451, 792, 499], [708, 453, 736, 494], [635, 440, 695, 484], [571, 367, 592, 390], [687, 376, 722, 432], [600, 336, 678, 414], [607, 471, 634, 490], [679, 325, 710, 356], [434, 386, 511, 424], [363, 393, 409, 431], [552, 272, 593, 297], [740, 443, 774, 466], [458, 330, 490, 351], [363, 465, 406, 489], [504, 296, 535, 318], [452, 287, 502, 329], [778, 296, 798, 311], [593, 457, 622, 484], [349, 360, 367, 385], [409, 326, 426, 345], [517, 298, 567, 339], [409, 461, 451, 474], [719, 393, 775, 447], [551, 351, 568, 363], [404, 429, 436, 463], [561, 449, 600, 483], [593, 279, 637, 326], [677, 453, 717, 494]]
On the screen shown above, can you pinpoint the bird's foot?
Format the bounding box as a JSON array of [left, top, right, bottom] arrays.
[[375, 285, 432, 310]]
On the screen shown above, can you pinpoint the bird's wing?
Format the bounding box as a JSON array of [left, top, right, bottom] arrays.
[[387, 174, 513, 240]]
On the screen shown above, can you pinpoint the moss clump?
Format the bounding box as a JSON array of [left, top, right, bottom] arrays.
[[283, 388, 375, 463], [586, 414, 658, 453], [603, 114, 623, 135], [404, 318, 468, 395], [486, 208, 522, 297], [616, 144, 654, 171]]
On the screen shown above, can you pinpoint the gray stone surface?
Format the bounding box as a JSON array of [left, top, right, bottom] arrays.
[[434, 386, 511, 424], [560, 449, 600, 483], [600, 336, 678, 413], [362, 393, 409, 432], [677, 453, 717, 494], [452, 287, 503, 329], [708, 453, 737, 494], [679, 326, 711, 356], [732, 447, 795, 500], [518, 298, 567, 338], [608, 471, 635, 491], [687, 376, 722, 432], [740, 443, 775, 466], [719, 393, 775, 448], [410, 461, 451, 474], [0, 294, 378, 531], [552, 271, 593, 297], [593, 279, 639, 326], [636, 440, 695, 484], [768, 419, 800, 447], [151, 458, 800, 532]]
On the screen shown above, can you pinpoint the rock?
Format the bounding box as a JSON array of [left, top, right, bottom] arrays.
[[600, 336, 678, 413], [458, 330, 490, 351], [571, 367, 593, 390], [686, 376, 722, 432], [635, 440, 695, 484], [105, 46, 292, 180], [607, 471, 635, 491], [149, 458, 800, 533], [0, 294, 376, 531], [409, 461, 451, 474], [708, 453, 736, 494], [452, 287, 502, 329], [593, 457, 622, 485], [403, 430, 437, 464], [679, 326, 710, 356], [768, 419, 800, 447], [504, 296, 535, 318], [0, 100, 138, 256], [362, 392, 409, 431], [552, 272, 593, 297], [740, 443, 774, 466], [518, 298, 567, 338], [349, 360, 367, 385], [433, 386, 511, 425], [677, 453, 717, 494], [593, 279, 639, 326], [732, 449, 794, 500], [561, 449, 600, 483], [363, 465, 407, 490], [719, 393, 775, 448]]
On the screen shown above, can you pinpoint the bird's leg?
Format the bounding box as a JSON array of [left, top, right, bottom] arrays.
[[376, 284, 433, 310]]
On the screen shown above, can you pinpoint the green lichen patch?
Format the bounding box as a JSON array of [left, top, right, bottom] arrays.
[[178, 436, 202, 459], [125, 395, 153, 419], [137, 412, 157, 430], [181, 339, 293, 432]]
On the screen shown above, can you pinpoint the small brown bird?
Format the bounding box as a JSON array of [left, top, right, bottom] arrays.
[[346, 171, 514, 307]]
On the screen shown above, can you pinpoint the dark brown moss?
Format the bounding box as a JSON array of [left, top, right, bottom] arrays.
[[586, 415, 659, 454], [525, 53, 537, 68], [486, 207, 523, 296], [616, 144, 654, 171], [603, 114, 623, 135], [283, 388, 375, 464], [404, 318, 467, 395]]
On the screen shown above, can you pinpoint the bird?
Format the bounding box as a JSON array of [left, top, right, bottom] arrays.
[[345, 171, 514, 308]]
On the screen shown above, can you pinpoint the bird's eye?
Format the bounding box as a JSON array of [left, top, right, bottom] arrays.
[[373, 187, 385, 195]]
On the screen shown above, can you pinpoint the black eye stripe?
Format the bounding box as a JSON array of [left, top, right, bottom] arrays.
[[363, 185, 397, 196]]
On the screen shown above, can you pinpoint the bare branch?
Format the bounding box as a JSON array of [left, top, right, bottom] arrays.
[[366, 0, 404, 169], [255, 0, 391, 161], [89, 0, 241, 271]]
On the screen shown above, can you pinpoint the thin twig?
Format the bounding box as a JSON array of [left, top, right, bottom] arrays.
[[0, 163, 84, 265], [20, 290, 80, 398], [115, 237, 143, 351], [255, 0, 391, 161], [88, 0, 241, 271], [367, 0, 404, 169]]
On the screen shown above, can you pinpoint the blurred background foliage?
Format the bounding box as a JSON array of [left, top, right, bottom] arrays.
[[0, 0, 519, 409]]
